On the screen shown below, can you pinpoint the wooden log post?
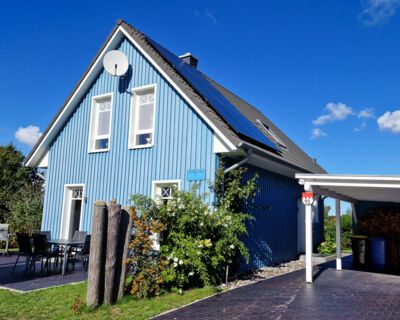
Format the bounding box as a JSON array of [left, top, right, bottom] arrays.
[[117, 207, 133, 300], [104, 200, 121, 304], [87, 201, 108, 307]]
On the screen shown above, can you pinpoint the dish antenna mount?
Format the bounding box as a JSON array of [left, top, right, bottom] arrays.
[[103, 50, 129, 77]]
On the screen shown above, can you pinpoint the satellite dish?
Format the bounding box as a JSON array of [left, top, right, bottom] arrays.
[[103, 50, 129, 77]]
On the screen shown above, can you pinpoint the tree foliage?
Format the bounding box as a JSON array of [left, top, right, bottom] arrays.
[[318, 206, 352, 254], [0, 144, 30, 222], [0, 144, 43, 238]]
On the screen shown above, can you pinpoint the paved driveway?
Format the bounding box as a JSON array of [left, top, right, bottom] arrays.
[[155, 257, 400, 320]]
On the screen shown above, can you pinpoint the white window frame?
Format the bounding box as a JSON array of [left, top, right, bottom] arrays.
[[88, 92, 114, 153], [151, 180, 181, 251], [152, 179, 181, 202], [60, 184, 85, 240], [129, 84, 157, 149]]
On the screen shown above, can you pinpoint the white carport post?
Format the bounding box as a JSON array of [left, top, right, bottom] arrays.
[[304, 185, 313, 283], [335, 199, 342, 271]]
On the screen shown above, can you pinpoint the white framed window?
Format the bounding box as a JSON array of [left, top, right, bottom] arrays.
[[151, 180, 180, 250], [129, 84, 156, 149], [152, 180, 181, 203], [89, 93, 113, 152]]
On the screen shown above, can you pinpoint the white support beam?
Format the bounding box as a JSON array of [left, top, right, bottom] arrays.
[[311, 185, 356, 203], [335, 199, 342, 271], [304, 185, 313, 283]]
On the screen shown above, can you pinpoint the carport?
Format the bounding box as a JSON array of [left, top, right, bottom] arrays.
[[295, 174, 400, 283]]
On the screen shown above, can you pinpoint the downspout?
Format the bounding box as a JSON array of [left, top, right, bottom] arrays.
[[223, 149, 253, 174], [221, 147, 252, 284], [36, 172, 46, 181]]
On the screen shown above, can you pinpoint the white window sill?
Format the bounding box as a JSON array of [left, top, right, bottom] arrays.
[[88, 148, 110, 153], [128, 144, 154, 150]]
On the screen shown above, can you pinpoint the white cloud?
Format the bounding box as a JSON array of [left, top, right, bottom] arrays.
[[358, 108, 375, 118], [354, 121, 367, 132], [15, 125, 42, 147], [359, 0, 400, 26], [194, 8, 218, 24], [311, 128, 328, 140], [377, 110, 400, 133], [312, 102, 353, 126]]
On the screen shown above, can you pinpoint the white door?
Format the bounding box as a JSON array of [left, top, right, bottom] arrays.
[[61, 186, 84, 240]]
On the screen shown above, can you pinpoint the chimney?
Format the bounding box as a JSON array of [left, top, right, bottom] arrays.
[[179, 52, 198, 68]]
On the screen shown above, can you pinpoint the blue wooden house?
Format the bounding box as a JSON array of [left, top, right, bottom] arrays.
[[25, 20, 325, 271]]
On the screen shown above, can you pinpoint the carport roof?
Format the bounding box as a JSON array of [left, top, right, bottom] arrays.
[[296, 174, 400, 203]]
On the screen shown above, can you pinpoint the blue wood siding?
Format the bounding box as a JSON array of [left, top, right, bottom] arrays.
[[240, 164, 303, 271], [42, 39, 217, 237]]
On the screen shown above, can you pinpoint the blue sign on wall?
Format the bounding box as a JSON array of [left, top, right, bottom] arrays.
[[187, 169, 206, 181]]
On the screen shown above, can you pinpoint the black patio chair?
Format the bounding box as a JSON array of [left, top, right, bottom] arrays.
[[68, 234, 91, 271], [12, 232, 32, 273], [31, 233, 59, 273], [67, 230, 88, 258], [72, 231, 87, 241], [34, 230, 51, 241]]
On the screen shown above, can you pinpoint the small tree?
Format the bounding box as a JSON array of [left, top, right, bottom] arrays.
[[0, 144, 30, 222], [7, 182, 43, 235]]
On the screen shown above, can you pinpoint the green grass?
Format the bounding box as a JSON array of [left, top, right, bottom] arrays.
[[0, 282, 218, 320]]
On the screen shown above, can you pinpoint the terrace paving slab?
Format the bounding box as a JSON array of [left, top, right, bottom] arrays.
[[0, 254, 87, 292]]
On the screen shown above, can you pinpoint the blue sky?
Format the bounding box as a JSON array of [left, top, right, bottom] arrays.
[[1, 0, 400, 180]]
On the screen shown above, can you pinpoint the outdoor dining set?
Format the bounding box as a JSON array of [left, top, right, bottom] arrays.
[[11, 230, 91, 276]]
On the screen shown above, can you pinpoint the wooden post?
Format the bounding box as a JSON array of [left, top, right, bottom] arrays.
[[104, 201, 121, 304], [87, 201, 108, 307], [117, 207, 133, 300]]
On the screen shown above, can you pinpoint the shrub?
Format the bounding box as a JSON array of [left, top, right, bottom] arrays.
[[126, 195, 167, 299], [126, 165, 258, 297], [318, 212, 352, 254], [158, 185, 253, 289]]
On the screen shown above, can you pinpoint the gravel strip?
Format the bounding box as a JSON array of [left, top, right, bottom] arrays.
[[220, 259, 306, 290]]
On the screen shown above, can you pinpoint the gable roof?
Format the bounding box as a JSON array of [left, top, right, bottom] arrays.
[[26, 19, 325, 174], [202, 75, 325, 173]]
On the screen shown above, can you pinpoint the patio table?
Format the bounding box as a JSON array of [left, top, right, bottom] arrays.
[[48, 239, 85, 276]]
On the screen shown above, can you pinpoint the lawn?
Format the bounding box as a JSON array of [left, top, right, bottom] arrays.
[[0, 282, 218, 320]]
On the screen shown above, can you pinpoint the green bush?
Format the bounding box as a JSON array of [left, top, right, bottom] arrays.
[[318, 211, 352, 254], [126, 165, 258, 297]]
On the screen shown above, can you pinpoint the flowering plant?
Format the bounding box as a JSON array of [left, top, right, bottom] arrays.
[[126, 163, 258, 296]]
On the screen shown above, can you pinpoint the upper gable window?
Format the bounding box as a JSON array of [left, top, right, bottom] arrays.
[[89, 94, 113, 152], [129, 85, 156, 149]]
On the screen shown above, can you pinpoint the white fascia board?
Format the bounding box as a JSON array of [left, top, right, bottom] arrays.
[[25, 29, 124, 167], [296, 173, 400, 182], [26, 26, 236, 167]]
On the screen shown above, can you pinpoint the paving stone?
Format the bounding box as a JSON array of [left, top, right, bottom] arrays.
[[155, 256, 400, 320]]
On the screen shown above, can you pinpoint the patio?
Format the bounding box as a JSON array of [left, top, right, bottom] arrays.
[[0, 253, 87, 292], [155, 256, 400, 320]]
